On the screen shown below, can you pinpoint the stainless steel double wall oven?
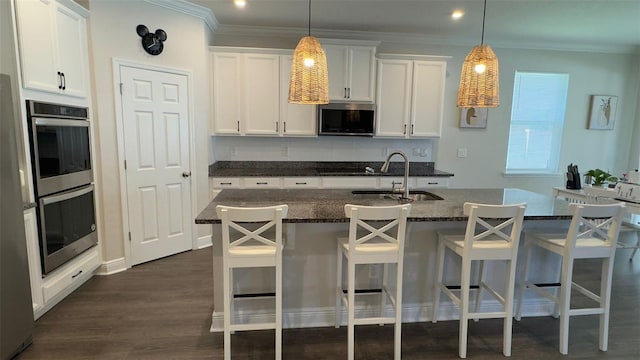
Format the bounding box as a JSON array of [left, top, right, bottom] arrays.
[[26, 100, 97, 275]]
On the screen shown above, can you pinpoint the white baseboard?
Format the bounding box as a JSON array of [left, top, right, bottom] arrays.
[[197, 234, 212, 249], [210, 299, 555, 332], [95, 257, 127, 276]]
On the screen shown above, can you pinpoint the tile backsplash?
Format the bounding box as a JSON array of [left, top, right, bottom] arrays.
[[212, 136, 434, 162]]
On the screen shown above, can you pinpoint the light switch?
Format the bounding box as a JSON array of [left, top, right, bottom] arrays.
[[457, 147, 468, 158]]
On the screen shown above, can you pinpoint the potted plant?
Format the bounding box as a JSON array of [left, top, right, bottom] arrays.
[[585, 168, 618, 187]]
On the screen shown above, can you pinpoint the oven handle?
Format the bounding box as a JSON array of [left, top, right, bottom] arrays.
[[34, 117, 90, 127], [41, 184, 94, 205]]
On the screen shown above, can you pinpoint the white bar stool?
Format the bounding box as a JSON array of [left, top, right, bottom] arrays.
[[216, 204, 288, 360], [335, 203, 411, 360], [431, 202, 526, 358], [515, 202, 625, 355]]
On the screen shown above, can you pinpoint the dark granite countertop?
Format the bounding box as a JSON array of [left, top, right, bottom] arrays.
[[195, 188, 571, 224], [209, 161, 453, 177]]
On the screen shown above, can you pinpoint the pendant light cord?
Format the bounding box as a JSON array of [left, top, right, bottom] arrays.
[[481, 0, 487, 45], [308, 0, 311, 36]]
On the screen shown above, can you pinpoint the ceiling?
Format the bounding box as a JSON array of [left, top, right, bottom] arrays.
[[188, 0, 640, 54]]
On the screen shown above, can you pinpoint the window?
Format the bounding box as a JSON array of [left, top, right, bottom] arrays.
[[505, 72, 569, 174]]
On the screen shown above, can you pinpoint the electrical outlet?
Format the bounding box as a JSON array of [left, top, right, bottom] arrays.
[[457, 147, 468, 158]]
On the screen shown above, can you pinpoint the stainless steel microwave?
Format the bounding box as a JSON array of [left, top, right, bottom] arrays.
[[317, 103, 376, 136]]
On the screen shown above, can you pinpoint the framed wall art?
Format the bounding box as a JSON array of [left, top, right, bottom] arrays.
[[459, 107, 488, 128], [588, 95, 618, 130]]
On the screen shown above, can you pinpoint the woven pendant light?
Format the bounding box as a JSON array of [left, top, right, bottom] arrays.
[[457, 0, 499, 108], [288, 0, 329, 104]]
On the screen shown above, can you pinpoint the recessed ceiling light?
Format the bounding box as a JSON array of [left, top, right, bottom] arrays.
[[234, 0, 247, 8], [451, 10, 464, 20]]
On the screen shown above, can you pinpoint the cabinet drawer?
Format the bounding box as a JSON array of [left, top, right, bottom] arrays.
[[283, 177, 321, 188], [211, 178, 242, 189], [244, 177, 282, 188], [322, 177, 378, 189], [379, 177, 417, 189], [42, 248, 99, 303], [415, 177, 450, 188]]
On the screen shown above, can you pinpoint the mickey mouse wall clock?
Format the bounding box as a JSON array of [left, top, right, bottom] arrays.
[[136, 25, 167, 55]]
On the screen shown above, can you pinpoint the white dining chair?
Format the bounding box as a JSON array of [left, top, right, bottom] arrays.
[[335, 203, 411, 360], [515, 202, 626, 355], [583, 186, 640, 261], [216, 204, 288, 360], [431, 202, 526, 358]]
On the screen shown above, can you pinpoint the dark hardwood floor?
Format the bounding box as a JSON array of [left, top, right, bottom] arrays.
[[17, 246, 640, 359]]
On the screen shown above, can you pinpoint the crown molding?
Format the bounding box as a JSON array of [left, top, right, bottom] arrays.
[[214, 24, 638, 55], [144, 0, 218, 32]]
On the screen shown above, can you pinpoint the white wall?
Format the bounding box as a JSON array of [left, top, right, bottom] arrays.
[[88, 0, 212, 262], [211, 34, 640, 195]]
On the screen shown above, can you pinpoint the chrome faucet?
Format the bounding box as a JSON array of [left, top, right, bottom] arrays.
[[381, 150, 410, 199]]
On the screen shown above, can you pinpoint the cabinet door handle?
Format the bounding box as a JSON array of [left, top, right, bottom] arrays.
[[220, 182, 232, 185], [283, 122, 287, 133], [61, 72, 66, 90], [427, 182, 438, 185], [411, 123, 414, 135], [347, 87, 351, 99], [256, 182, 268, 185], [295, 182, 307, 185], [57, 72, 63, 89], [237, 121, 240, 132], [276, 121, 279, 132], [344, 87, 347, 98], [71, 270, 83, 279], [403, 124, 407, 135]]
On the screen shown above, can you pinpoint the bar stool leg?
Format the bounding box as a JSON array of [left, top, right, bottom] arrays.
[[347, 260, 356, 360], [380, 263, 389, 325], [432, 239, 445, 323], [394, 261, 403, 360], [503, 258, 517, 357], [558, 256, 574, 355], [515, 240, 531, 321], [223, 264, 232, 360], [599, 257, 614, 351], [459, 257, 472, 359], [335, 247, 343, 328], [473, 260, 485, 321], [276, 263, 283, 359]]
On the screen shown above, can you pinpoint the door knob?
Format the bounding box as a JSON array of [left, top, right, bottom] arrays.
[[182, 171, 191, 178]]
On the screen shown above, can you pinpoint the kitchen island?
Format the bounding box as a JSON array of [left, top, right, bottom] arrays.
[[196, 188, 573, 331]]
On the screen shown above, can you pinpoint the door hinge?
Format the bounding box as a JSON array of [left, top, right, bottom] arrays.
[[128, 232, 131, 241], [119, 82, 123, 94]]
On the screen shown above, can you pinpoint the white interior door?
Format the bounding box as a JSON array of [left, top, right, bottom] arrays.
[[119, 66, 192, 266]]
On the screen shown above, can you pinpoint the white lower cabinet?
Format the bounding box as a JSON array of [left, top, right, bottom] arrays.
[[24, 208, 100, 319], [415, 177, 450, 188], [283, 177, 321, 188], [321, 177, 378, 189], [210, 177, 242, 189], [244, 177, 282, 188], [24, 208, 43, 313], [379, 177, 417, 190], [41, 247, 99, 304], [210, 176, 450, 191]]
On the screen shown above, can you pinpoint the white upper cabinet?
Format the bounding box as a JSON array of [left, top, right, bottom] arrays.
[[211, 48, 316, 137], [279, 56, 316, 136], [14, 0, 89, 98], [323, 43, 376, 102], [212, 52, 242, 134], [375, 58, 446, 138], [212, 52, 280, 135], [243, 53, 280, 135]]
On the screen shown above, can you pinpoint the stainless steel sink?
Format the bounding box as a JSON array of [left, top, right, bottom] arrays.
[[351, 190, 443, 201]]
